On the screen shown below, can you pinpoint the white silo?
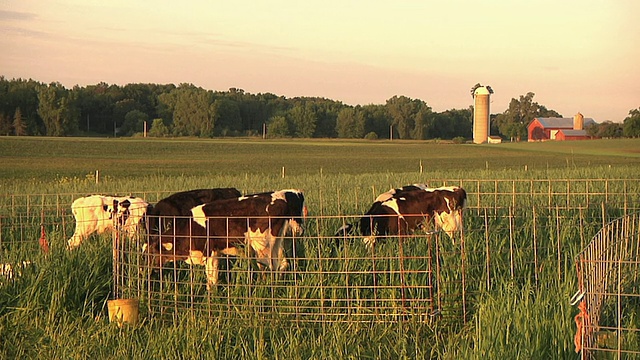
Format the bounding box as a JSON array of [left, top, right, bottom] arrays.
[[473, 86, 492, 144]]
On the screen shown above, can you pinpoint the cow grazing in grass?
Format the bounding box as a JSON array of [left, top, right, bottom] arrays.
[[142, 189, 306, 288], [146, 188, 242, 235], [337, 185, 466, 247], [335, 184, 428, 238], [68, 195, 149, 249]]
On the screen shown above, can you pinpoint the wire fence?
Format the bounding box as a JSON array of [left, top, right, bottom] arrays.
[[1, 179, 639, 328], [117, 215, 457, 324], [574, 212, 640, 359], [114, 204, 638, 325]]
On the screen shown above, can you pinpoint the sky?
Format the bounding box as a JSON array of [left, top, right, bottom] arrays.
[[1, 1, 639, 122]]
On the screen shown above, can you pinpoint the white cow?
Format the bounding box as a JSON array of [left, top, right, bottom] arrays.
[[68, 195, 148, 249]]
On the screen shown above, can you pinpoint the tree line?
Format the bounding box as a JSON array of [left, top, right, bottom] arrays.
[[1, 76, 639, 139]]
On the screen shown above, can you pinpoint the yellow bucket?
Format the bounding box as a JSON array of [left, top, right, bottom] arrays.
[[107, 298, 139, 327]]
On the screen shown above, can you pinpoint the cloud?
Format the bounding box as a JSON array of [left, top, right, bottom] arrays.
[[0, 24, 55, 41], [0, 10, 51, 41], [0, 10, 37, 21]]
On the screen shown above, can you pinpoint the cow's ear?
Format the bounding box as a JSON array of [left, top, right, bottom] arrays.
[[119, 199, 131, 209], [103, 205, 109, 212]]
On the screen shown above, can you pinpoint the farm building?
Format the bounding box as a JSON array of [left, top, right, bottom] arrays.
[[527, 112, 597, 142]]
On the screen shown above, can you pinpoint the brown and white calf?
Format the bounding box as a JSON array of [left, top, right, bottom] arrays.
[[338, 185, 466, 247], [142, 189, 306, 288]]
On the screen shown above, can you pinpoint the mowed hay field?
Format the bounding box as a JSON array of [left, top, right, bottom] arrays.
[[1, 136, 639, 359]]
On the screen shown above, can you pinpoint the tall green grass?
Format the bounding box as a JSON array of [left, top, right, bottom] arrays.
[[1, 137, 639, 359]]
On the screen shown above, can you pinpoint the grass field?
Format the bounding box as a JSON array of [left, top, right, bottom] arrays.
[[1, 137, 639, 182], [0, 136, 639, 359]]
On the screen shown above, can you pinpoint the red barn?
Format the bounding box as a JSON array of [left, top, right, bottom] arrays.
[[528, 113, 597, 141]]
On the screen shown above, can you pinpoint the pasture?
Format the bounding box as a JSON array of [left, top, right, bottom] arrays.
[[0, 137, 639, 359]]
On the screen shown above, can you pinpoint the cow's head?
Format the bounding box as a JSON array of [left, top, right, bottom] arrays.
[[141, 234, 178, 270], [281, 190, 306, 236], [433, 187, 467, 241], [112, 198, 131, 229]]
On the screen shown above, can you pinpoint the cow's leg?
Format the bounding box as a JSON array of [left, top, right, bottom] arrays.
[[260, 235, 287, 273], [68, 215, 97, 249], [67, 234, 83, 249], [362, 216, 379, 248], [273, 237, 289, 271], [219, 247, 240, 283], [204, 254, 219, 290]]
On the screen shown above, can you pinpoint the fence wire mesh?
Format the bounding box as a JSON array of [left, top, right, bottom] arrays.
[[574, 212, 640, 359], [117, 215, 453, 324]]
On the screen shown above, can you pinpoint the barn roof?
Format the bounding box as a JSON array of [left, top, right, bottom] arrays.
[[558, 129, 590, 137], [535, 117, 596, 128]]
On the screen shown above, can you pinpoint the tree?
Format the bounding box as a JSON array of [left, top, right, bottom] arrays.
[[37, 83, 79, 136], [1, 77, 41, 135], [112, 98, 137, 134], [383, 96, 432, 140], [361, 104, 391, 138], [364, 131, 378, 140], [13, 107, 27, 136], [267, 115, 290, 138], [412, 107, 434, 140], [211, 98, 242, 136], [503, 122, 527, 141], [307, 98, 341, 138], [58, 95, 80, 135], [386, 96, 418, 139], [432, 108, 472, 139], [170, 85, 214, 137], [0, 112, 12, 135], [37, 84, 61, 136], [288, 103, 316, 138], [623, 108, 640, 138], [492, 92, 560, 141], [121, 109, 148, 136], [75, 82, 116, 134], [336, 107, 365, 138], [148, 118, 170, 137], [595, 121, 623, 138]]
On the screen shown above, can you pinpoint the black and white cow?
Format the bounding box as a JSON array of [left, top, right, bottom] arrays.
[[146, 188, 242, 235], [142, 189, 306, 288], [68, 195, 149, 249], [338, 185, 466, 247]]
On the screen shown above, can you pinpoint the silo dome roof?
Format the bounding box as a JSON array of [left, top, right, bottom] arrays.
[[474, 87, 491, 95]]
